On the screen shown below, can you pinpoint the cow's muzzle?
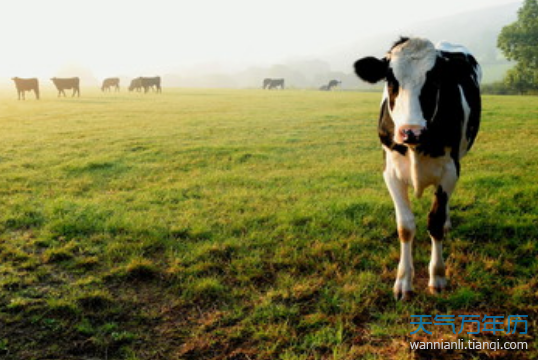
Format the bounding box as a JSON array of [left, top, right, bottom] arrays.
[[400, 126, 425, 145]]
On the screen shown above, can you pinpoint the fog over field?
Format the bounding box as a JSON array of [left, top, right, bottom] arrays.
[[0, 0, 521, 89]]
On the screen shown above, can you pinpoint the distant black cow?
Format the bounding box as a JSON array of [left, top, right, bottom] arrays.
[[101, 77, 120, 92], [140, 76, 161, 93], [320, 79, 341, 91], [327, 79, 341, 90], [51, 77, 80, 97], [12, 77, 39, 100], [264, 78, 285, 90], [262, 78, 272, 89], [128, 78, 142, 92]]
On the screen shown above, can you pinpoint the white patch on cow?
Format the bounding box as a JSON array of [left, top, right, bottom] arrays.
[[388, 38, 437, 141], [383, 153, 415, 229], [410, 152, 443, 198], [385, 146, 453, 198], [435, 41, 471, 55], [429, 238, 446, 292], [381, 86, 389, 107], [395, 241, 414, 296], [459, 86, 471, 158]]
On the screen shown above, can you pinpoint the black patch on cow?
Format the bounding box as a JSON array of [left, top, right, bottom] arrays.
[[354, 57, 388, 84], [428, 186, 448, 240], [438, 51, 482, 152], [379, 100, 407, 156], [414, 58, 461, 158]]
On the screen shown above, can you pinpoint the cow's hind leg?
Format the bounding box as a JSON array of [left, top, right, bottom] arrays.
[[427, 164, 457, 294], [384, 170, 416, 301]]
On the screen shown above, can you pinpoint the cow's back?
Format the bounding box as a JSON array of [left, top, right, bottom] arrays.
[[13, 77, 38, 89], [53, 77, 79, 88]]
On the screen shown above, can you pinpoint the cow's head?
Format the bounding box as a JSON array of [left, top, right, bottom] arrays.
[[354, 37, 445, 146]]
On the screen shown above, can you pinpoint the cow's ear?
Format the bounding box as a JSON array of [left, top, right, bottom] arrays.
[[354, 57, 388, 84]]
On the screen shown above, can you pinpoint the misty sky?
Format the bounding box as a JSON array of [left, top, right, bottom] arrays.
[[1, 0, 519, 79]]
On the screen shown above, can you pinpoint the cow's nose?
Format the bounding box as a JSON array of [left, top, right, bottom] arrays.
[[400, 126, 425, 145]]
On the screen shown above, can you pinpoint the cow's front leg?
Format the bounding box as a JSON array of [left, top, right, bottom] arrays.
[[427, 164, 457, 294], [384, 169, 415, 301]]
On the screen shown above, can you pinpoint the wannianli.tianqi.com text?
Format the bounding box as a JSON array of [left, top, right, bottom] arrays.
[[409, 339, 528, 351]]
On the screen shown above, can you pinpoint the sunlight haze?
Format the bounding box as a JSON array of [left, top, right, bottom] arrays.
[[0, 0, 520, 83]]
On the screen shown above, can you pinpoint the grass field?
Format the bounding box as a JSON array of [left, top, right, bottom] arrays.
[[0, 88, 537, 359]]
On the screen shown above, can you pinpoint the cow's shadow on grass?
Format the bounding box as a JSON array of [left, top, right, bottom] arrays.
[[450, 204, 537, 245]]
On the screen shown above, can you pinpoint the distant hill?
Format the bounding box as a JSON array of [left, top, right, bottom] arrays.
[[326, 1, 521, 86]]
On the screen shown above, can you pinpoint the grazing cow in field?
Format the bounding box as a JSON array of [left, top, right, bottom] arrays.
[[51, 77, 80, 97], [140, 76, 161, 93], [354, 37, 481, 300], [327, 79, 341, 90], [265, 78, 285, 90], [262, 78, 272, 89], [320, 79, 342, 91], [102, 77, 120, 92], [128, 78, 142, 92], [12, 77, 39, 100]]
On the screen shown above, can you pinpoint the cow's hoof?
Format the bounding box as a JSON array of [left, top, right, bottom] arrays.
[[394, 290, 415, 301], [428, 277, 447, 294], [429, 286, 443, 295]]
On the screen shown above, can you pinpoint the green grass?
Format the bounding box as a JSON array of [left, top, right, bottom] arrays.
[[0, 89, 537, 359]]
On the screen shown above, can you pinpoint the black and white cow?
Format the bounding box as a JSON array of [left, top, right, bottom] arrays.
[[51, 77, 80, 97], [12, 77, 40, 100], [354, 37, 481, 300]]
